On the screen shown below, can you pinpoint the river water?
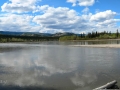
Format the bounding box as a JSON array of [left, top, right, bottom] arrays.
[[0, 40, 120, 90]]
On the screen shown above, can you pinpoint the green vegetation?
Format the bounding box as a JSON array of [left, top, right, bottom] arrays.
[[0, 30, 120, 42], [0, 35, 59, 42], [59, 30, 120, 41]]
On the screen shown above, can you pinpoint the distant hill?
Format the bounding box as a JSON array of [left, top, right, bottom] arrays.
[[0, 31, 53, 37], [0, 31, 24, 36], [0, 31, 80, 37]]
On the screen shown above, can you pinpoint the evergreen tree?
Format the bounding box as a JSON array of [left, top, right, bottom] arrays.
[[116, 29, 119, 38]]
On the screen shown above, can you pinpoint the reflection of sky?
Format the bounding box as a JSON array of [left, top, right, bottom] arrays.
[[0, 43, 120, 90]]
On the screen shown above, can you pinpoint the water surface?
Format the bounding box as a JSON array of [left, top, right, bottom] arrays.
[[0, 41, 120, 90]]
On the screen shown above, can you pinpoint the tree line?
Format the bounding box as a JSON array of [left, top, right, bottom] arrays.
[[0, 35, 59, 42], [0, 30, 119, 42], [59, 30, 120, 41]]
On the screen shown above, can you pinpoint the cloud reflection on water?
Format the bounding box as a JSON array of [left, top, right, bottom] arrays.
[[0, 43, 120, 90], [0, 44, 79, 89]]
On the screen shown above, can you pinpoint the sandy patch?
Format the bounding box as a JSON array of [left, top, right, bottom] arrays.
[[71, 44, 120, 48]]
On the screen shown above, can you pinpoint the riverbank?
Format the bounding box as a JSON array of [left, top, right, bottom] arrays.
[[71, 38, 120, 41], [72, 44, 120, 48]]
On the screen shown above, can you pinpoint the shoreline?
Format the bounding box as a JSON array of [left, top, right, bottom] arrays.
[[71, 44, 120, 48], [71, 39, 120, 42]]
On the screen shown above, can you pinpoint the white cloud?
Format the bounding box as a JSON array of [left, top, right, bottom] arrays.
[[90, 10, 117, 22], [78, 0, 95, 6], [0, 13, 42, 32], [95, 19, 120, 28], [88, 10, 120, 32], [33, 6, 88, 33], [1, 0, 40, 13], [34, 6, 120, 33], [67, 0, 77, 6], [82, 7, 89, 14], [0, 2, 120, 33], [97, 19, 118, 26], [67, 0, 95, 6]]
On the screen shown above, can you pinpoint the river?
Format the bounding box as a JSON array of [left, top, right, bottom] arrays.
[[0, 40, 120, 90]]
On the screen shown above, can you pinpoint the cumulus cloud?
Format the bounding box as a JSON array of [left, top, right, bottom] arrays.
[[0, 14, 42, 32], [67, 0, 95, 6], [89, 10, 120, 31], [79, 0, 95, 6], [90, 10, 117, 22], [33, 6, 89, 33], [0, 1, 120, 33], [33, 6, 120, 33], [1, 0, 40, 13], [67, 0, 77, 6], [82, 7, 89, 14]]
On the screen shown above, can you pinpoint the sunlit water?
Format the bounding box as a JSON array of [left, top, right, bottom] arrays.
[[0, 40, 120, 90]]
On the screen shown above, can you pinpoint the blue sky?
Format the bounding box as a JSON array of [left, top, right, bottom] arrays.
[[0, 0, 120, 33]]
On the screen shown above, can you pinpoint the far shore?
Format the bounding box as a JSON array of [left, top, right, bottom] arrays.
[[71, 38, 120, 42], [71, 44, 120, 48]]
